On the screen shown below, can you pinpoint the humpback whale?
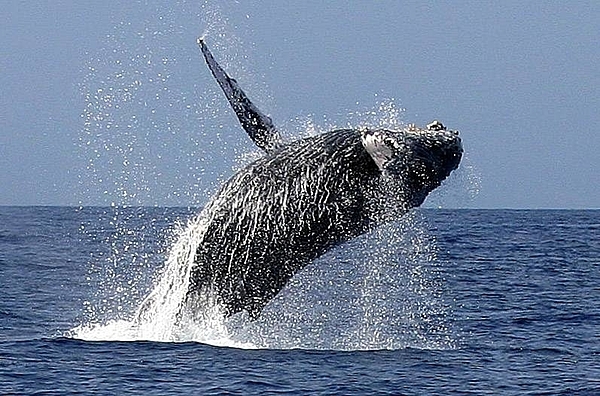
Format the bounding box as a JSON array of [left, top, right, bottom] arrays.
[[183, 39, 462, 319]]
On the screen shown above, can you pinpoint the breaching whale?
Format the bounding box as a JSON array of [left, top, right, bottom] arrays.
[[182, 39, 463, 319]]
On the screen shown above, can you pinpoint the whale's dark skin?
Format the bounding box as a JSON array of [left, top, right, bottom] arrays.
[[186, 40, 463, 319]]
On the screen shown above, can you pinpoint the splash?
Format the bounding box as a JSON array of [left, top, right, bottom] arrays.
[[71, 204, 254, 348], [71, 205, 455, 350]]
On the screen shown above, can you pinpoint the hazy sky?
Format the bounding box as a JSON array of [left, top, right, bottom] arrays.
[[1, 1, 598, 208]]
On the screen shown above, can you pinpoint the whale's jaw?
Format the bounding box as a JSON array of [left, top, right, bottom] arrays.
[[360, 122, 462, 209]]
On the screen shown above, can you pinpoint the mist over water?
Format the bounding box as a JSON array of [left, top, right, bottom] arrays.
[[73, 2, 470, 350]]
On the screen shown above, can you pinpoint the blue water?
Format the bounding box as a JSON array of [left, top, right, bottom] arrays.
[[1, 207, 598, 394]]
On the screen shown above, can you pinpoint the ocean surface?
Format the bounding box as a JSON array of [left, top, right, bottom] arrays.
[[0, 206, 598, 395]]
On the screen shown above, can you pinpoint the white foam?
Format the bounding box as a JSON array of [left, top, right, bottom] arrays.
[[71, 204, 456, 351]]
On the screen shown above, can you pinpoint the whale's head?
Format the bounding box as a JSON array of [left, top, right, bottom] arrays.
[[361, 120, 463, 208]]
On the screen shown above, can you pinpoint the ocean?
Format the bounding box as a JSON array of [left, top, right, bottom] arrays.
[[0, 206, 598, 394]]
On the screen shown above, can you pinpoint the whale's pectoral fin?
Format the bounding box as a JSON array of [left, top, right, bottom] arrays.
[[359, 128, 398, 171], [198, 38, 282, 153]]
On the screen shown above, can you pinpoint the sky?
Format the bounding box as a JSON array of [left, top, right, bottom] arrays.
[[1, 0, 598, 208]]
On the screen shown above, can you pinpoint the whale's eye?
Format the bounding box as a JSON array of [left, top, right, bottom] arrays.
[[427, 120, 446, 131]]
